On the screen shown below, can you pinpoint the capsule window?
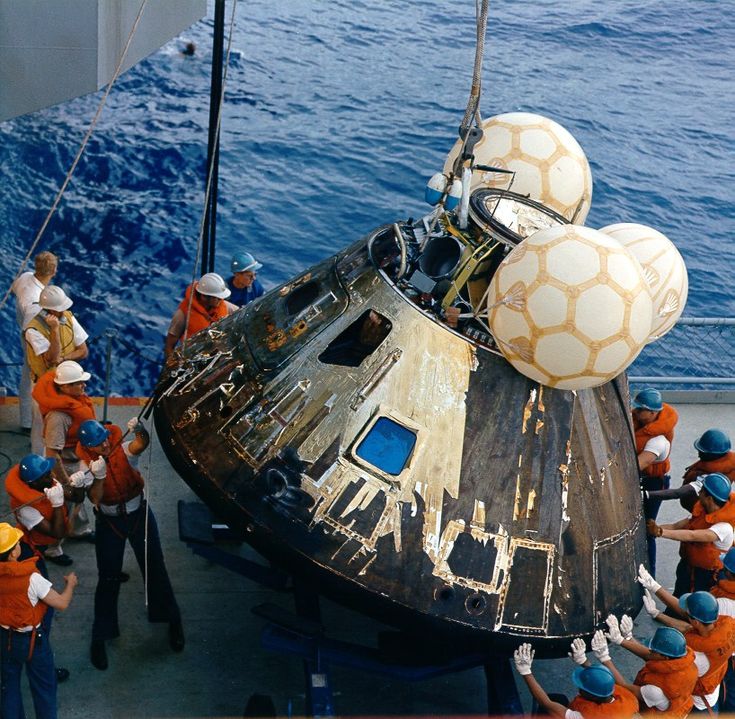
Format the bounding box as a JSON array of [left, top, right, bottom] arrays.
[[285, 281, 321, 316], [318, 309, 391, 367], [354, 417, 416, 476]]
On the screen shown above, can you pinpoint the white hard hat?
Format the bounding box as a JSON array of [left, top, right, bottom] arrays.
[[197, 273, 231, 299], [39, 285, 72, 312], [54, 360, 91, 385]]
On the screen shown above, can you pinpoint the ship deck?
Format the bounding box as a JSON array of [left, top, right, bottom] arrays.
[[1, 392, 734, 718]]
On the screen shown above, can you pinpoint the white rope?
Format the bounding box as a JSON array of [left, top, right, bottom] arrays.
[[143, 420, 154, 608], [181, 0, 239, 350], [0, 0, 151, 313]]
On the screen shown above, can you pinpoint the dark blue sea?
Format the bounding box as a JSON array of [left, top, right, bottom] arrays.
[[1, 0, 733, 396]]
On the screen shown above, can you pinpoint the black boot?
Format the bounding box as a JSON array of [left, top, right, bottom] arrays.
[[90, 639, 108, 670]]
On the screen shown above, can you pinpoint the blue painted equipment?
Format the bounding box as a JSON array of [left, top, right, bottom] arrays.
[[425, 173, 447, 206], [444, 178, 463, 211]]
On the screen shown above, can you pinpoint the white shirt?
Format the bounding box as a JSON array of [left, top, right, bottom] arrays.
[[688, 479, 735, 549], [11, 272, 44, 328], [643, 435, 671, 463], [639, 683, 670, 711], [24, 311, 88, 356], [692, 651, 719, 710]]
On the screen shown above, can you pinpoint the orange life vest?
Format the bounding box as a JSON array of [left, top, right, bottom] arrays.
[[634, 648, 698, 719], [568, 685, 639, 718], [0, 558, 48, 630], [711, 577, 735, 599], [177, 283, 229, 342], [683, 453, 735, 485], [75, 424, 144, 506], [634, 403, 678, 477], [680, 494, 735, 570], [686, 615, 735, 695], [31, 369, 96, 448], [5, 464, 69, 548]]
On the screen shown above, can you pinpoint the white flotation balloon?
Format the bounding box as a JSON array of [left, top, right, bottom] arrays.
[[444, 112, 593, 224], [487, 225, 653, 390], [599, 223, 688, 341]]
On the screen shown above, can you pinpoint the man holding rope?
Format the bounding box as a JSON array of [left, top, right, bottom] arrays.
[[76, 417, 184, 670]]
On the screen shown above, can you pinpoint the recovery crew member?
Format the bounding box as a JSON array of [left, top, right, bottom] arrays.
[[513, 639, 639, 718], [227, 251, 264, 307], [0, 522, 77, 719], [164, 272, 236, 358], [76, 418, 184, 671], [632, 387, 678, 576], [594, 617, 698, 717], [637, 570, 735, 714], [647, 472, 735, 595]]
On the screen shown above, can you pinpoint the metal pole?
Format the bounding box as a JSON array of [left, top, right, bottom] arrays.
[[102, 329, 117, 422], [202, 0, 225, 276]]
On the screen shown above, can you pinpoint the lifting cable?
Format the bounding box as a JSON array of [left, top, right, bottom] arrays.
[[451, 0, 490, 178], [0, 0, 151, 314], [181, 0, 239, 353]]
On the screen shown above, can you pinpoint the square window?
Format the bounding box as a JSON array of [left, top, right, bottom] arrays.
[[355, 417, 417, 476]]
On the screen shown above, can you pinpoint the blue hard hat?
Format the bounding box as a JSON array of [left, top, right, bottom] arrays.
[[722, 548, 735, 575], [679, 591, 719, 624], [694, 429, 731, 456], [572, 665, 614, 699], [647, 627, 687, 658], [702, 472, 732, 504], [632, 388, 663, 412], [19, 454, 55, 483], [78, 420, 111, 448], [230, 251, 262, 274]]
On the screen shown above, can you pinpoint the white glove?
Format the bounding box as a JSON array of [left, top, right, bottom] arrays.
[[568, 637, 587, 665], [44, 481, 65, 508], [89, 457, 107, 480], [642, 589, 661, 619], [620, 614, 634, 641], [68, 470, 92, 489], [513, 643, 534, 676], [637, 563, 661, 593], [127, 417, 139, 432], [605, 615, 624, 645], [591, 630, 611, 662]]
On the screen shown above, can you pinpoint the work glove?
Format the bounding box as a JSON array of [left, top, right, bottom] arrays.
[[637, 563, 661, 593], [568, 637, 587, 665], [513, 643, 534, 676], [642, 590, 661, 619], [605, 615, 624, 645], [591, 630, 611, 662], [127, 417, 139, 432], [89, 457, 107, 480], [44, 481, 65, 507], [620, 614, 634, 641], [68, 470, 93, 489]]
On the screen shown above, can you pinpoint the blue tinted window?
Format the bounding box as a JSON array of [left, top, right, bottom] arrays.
[[355, 417, 417, 476]]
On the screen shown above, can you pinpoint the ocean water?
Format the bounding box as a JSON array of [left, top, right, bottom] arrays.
[[0, 0, 733, 396]]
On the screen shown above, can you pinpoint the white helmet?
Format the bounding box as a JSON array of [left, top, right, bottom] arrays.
[[197, 273, 231, 299], [54, 360, 91, 385], [39, 285, 73, 312]]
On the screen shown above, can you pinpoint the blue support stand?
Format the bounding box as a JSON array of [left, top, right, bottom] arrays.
[[178, 501, 524, 717]]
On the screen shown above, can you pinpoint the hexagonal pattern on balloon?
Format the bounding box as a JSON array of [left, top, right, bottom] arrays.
[[599, 223, 688, 341], [443, 112, 593, 223], [487, 225, 653, 390]]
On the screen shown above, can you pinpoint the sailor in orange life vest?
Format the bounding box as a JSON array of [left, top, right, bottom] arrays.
[[591, 616, 698, 717], [513, 639, 639, 718], [75, 417, 184, 671], [31, 360, 98, 563], [0, 522, 78, 719], [647, 472, 735, 596], [632, 387, 678, 577], [164, 272, 237, 359], [637, 566, 735, 714]]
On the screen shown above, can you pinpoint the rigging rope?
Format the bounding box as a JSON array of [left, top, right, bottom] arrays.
[[0, 0, 151, 314], [181, 0, 239, 353]]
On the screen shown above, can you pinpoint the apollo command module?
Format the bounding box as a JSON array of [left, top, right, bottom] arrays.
[[153, 111, 688, 656]]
